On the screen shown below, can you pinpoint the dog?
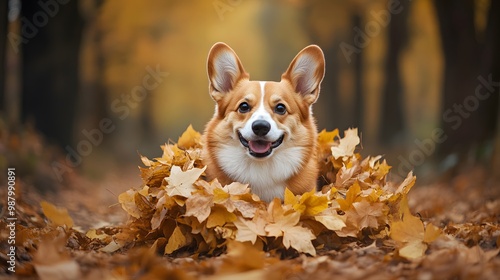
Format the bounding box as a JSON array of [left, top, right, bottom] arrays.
[[202, 42, 325, 202]]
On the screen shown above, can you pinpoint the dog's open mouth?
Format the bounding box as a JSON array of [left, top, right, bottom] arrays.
[[238, 132, 284, 158]]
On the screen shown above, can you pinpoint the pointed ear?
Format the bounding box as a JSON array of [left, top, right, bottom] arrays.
[[207, 42, 248, 101], [282, 45, 325, 105]]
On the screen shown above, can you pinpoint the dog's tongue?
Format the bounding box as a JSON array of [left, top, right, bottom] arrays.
[[249, 140, 271, 154]]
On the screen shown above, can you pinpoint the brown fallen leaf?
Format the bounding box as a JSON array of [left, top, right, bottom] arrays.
[[33, 230, 81, 280]]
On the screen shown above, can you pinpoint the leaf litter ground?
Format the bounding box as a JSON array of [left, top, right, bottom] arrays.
[[1, 125, 499, 279]]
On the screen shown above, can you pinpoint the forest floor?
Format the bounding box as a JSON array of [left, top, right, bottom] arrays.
[[1, 126, 499, 279]]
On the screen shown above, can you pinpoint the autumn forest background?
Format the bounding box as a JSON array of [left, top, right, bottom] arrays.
[[1, 0, 500, 278], [1, 0, 499, 184]]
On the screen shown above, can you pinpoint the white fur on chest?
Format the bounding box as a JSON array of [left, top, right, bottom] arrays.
[[216, 144, 304, 202]]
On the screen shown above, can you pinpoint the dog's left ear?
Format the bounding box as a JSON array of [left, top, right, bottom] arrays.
[[282, 45, 325, 105]]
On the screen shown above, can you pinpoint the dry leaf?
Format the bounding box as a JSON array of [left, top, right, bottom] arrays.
[[218, 241, 266, 274], [349, 200, 386, 229], [165, 166, 206, 197], [390, 196, 441, 260], [185, 192, 214, 223], [314, 208, 346, 231], [266, 199, 317, 255], [234, 215, 267, 244], [207, 205, 237, 228], [40, 201, 74, 228], [331, 128, 360, 159], [177, 124, 201, 149], [286, 189, 328, 216], [165, 226, 188, 254]]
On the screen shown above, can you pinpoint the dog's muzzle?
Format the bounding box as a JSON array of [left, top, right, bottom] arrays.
[[238, 121, 284, 158]]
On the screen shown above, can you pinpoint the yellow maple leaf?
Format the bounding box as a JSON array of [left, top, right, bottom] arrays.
[[317, 129, 339, 155], [40, 201, 74, 228], [373, 160, 392, 180], [213, 187, 230, 203], [177, 125, 201, 149], [318, 128, 339, 146], [390, 196, 441, 260], [211, 182, 251, 213], [284, 188, 298, 205], [165, 166, 206, 197], [337, 181, 361, 211], [423, 222, 441, 243], [285, 189, 328, 216], [266, 198, 300, 237], [206, 205, 237, 228], [265, 199, 317, 256], [331, 128, 360, 159]]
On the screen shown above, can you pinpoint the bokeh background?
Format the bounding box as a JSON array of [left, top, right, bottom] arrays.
[[1, 0, 499, 190]]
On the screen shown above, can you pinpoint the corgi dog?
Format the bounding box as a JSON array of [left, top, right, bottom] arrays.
[[202, 42, 325, 202]]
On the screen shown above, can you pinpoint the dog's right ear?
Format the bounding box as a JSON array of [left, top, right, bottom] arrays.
[[207, 42, 248, 101]]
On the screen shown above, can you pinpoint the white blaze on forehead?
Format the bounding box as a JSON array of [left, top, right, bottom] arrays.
[[255, 81, 268, 119], [239, 82, 282, 141]]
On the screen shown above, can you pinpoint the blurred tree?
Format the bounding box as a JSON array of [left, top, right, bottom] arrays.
[[75, 0, 107, 148], [21, 1, 84, 147], [0, 1, 6, 109], [484, 0, 500, 174], [379, 2, 410, 145], [298, 0, 361, 132], [434, 0, 499, 162]]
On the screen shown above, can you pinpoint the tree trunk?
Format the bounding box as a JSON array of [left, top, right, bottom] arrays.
[[0, 1, 7, 110], [379, 3, 410, 145], [21, 1, 84, 147], [434, 0, 482, 158]]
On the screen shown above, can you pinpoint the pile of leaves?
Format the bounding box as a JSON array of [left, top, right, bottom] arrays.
[[112, 125, 440, 259], [2, 124, 499, 279]]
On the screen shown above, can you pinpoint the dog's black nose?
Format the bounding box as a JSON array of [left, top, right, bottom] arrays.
[[252, 120, 271, 136]]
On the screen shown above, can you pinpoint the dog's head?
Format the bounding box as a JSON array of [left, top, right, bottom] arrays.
[[206, 42, 325, 161]]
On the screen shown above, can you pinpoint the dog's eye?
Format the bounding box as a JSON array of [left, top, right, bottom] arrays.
[[274, 103, 287, 115], [238, 102, 251, 113]]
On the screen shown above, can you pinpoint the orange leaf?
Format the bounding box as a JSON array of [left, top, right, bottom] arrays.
[[165, 226, 188, 254], [177, 125, 201, 149]]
